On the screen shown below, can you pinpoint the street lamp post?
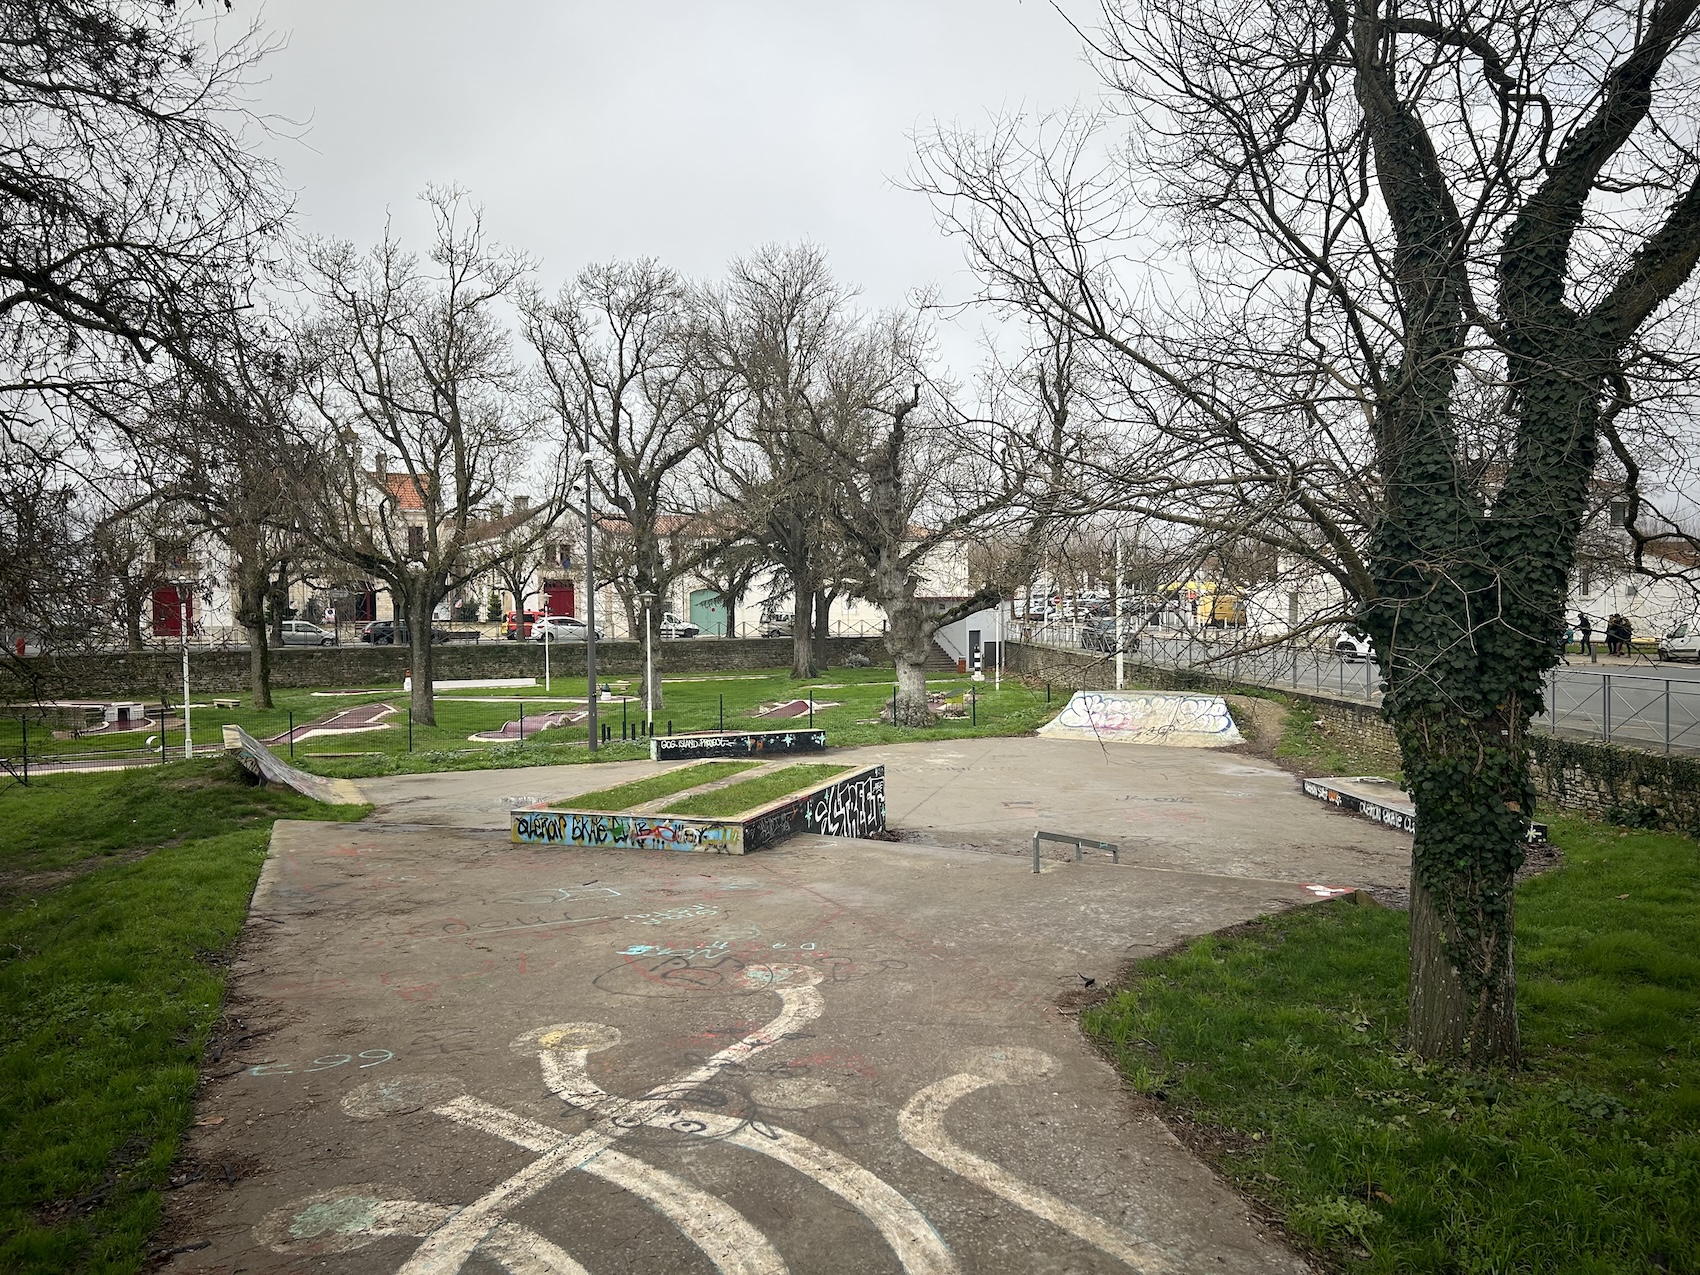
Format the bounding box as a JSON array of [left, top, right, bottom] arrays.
[[581, 453, 599, 752], [179, 590, 193, 760], [638, 589, 656, 732]]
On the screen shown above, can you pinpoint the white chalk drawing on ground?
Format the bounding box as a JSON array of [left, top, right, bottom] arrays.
[[257, 972, 1167, 1274], [899, 1046, 1178, 1273]]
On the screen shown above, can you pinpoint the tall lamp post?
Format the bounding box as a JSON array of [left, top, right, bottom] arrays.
[[638, 589, 655, 732], [581, 453, 599, 752], [179, 589, 193, 760]]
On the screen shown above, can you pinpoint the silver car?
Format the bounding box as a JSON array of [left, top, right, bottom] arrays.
[[280, 620, 335, 646], [532, 615, 602, 642]]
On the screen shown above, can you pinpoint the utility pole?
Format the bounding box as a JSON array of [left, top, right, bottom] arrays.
[[1114, 536, 1125, 692]]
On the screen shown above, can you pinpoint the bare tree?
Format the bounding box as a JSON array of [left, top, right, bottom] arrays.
[[915, 0, 1700, 1061], [524, 260, 736, 709], [0, 0, 283, 685], [822, 314, 1029, 723], [295, 190, 567, 725]]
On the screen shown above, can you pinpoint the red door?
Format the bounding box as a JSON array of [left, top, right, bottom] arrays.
[[543, 581, 575, 617], [151, 586, 194, 637]]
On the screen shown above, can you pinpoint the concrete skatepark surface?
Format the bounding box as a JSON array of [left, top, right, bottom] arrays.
[[159, 737, 1412, 1273]]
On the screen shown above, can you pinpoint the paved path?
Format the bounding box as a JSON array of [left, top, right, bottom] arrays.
[[161, 737, 1410, 1273]]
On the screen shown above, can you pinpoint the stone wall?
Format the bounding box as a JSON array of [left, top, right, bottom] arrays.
[[3, 637, 887, 699], [1009, 641, 1699, 835]]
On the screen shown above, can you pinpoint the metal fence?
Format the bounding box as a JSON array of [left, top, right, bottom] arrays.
[[1024, 623, 1700, 754]]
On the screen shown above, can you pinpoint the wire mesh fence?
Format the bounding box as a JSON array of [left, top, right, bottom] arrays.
[[1023, 624, 1700, 754]]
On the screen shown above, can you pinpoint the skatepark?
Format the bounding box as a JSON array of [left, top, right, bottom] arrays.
[[158, 690, 1411, 1275]]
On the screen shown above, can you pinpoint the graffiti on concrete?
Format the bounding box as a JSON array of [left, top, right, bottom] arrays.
[[1038, 690, 1243, 747], [741, 765, 886, 851], [1300, 776, 1418, 834], [511, 809, 742, 854], [258, 972, 1170, 1273], [652, 728, 828, 761]]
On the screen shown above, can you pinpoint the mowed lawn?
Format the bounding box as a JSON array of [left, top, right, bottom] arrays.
[[1085, 815, 1700, 1273], [0, 761, 367, 1274]]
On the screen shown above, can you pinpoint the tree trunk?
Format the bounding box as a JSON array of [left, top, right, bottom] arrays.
[[638, 602, 665, 713], [1396, 707, 1525, 1064], [813, 587, 831, 645], [789, 563, 817, 680], [267, 558, 288, 648], [882, 593, 934, 726], [407, 587, 437, 726], [123, 587, 145, 652], [234, 571, 273, 708]]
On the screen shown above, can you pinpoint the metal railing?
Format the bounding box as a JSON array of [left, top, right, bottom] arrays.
[[1022, 623, 1700, 754]]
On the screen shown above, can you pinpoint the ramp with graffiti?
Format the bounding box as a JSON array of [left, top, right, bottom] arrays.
[[223, 724, 368, 805], [1037, 690, 1243, 748]]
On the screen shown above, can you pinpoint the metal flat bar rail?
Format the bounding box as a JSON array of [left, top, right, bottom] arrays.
[[1032, 829, 1120, 873]]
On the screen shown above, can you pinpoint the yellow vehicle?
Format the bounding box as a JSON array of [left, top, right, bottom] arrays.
[[1160, 580, 1248, 628]]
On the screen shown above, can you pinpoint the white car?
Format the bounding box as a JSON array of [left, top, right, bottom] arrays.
[[532, 615, 602, 642], [1658, 622, 1700, 661], [1335, 629, 1375, 661], [659, 612, 700, 639]]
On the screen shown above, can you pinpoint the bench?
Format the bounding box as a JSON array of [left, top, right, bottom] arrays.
[[212, 698, 241, 710]]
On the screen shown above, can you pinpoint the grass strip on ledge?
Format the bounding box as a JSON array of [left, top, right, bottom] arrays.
[[551, 761, 761, 811], [1081, 813, 1700, 1273], [661, 763, 851, 818]]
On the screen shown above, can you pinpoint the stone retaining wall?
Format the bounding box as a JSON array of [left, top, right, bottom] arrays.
[[3, 637, 888, 698]]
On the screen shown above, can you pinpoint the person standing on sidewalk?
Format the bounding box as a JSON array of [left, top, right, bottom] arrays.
[[1577, 612, 1595, 658]]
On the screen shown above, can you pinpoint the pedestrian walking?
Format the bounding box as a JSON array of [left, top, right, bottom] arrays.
[[1577, 612, 1594, 658]]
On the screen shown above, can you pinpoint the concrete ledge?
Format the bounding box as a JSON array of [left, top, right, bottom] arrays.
[[1300, 775, 1415, 834], [651, 728, 828, 762], [510, 763, 885, 854]]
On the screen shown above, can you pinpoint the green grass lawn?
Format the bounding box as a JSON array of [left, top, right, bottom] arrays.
[[10, 666, 1058, 779], [660, 763, 852, 817], [1083, 815, 1700, 1273], [0, 760, 368, 1273], [551, 761, 760, 811]]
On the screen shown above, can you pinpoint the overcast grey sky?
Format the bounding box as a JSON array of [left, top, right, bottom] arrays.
[[244, 1, 1103, 371]]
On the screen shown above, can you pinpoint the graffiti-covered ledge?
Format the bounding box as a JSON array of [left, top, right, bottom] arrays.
[[511, 764, 886, 855]]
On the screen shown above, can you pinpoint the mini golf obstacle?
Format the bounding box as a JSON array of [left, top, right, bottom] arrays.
[[266, 701, 396, 747], [511, 762, 885, 854], [223, 725, 366, 805], [651, 728, 828, 762], [469, 709, 587, 743], [1038, 690, 1243, 748]]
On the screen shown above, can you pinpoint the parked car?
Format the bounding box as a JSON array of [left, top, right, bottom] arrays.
[[1336, 629, 1375, 661], [1658, 621, 1700, 661], [360, 620, 450, 645], [280, 620, 335, 646], [758, 609, 793, 638], [531, 615, 603, 642], [503, 610, 540, 640], [1079, 616, 1136, 653], [659, 612, 700, 639]]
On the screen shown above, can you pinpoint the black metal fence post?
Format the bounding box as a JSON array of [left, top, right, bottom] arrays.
[[808, 692, 813, 729], [161, 702, 168, 764], [971, 684, 977, 726], [408, 708, 414, 752], [288, 710, 295, 759], [519, 702, 525, 746], [19, 716, 27, 786], [719, 694, 724, 732]]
